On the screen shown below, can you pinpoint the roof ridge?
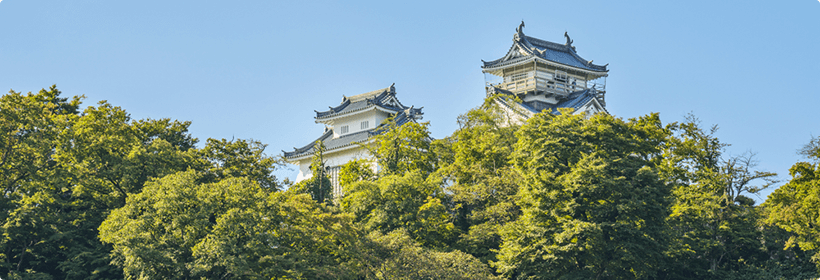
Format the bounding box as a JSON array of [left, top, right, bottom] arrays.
[[348, 84, 395, 102], [524, 35, 567, 51], [482, 24, 608, 73]]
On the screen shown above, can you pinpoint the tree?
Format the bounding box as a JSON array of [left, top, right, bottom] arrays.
[[56, 101, 197, 208], [367, 117, 437, 176], [0, 86, 79, 197], [351, 229, 500, 280], [100, 169, 368, 279], [0, 87, 201, 279], [198, 137, 282, 190], [496, 110, 672, 279], [434, 100, 520, 263], [339, 158, 376, 188], [342, 171, 457, 248], [659, 116, 778, 278], [0, 86, 82, 278], [290, 140, 333, 204], [765, 136, 820, 269]]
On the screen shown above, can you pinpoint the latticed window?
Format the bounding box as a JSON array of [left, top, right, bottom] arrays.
[[511, 72, 528, 82], [361, 121, 369, 129], [340, 125, 349, 134], [326, 166, 342, 199]]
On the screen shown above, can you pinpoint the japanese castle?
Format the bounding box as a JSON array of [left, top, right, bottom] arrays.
[[285, 22, 608, 194], [283, 84, 423, 197], [483, 22, 608, 123]]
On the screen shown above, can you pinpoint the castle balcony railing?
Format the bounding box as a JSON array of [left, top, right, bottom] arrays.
[[493, 77, 597, 96], [587, 78, 606, 93]]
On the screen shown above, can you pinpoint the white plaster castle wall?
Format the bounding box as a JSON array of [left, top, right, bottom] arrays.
[[330, 110, 390, 138], [295, 108, 395, 187], [374, 112, 390, 128]]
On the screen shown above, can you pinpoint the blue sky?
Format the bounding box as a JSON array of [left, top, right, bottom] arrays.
[[2, 1, 819, 201]]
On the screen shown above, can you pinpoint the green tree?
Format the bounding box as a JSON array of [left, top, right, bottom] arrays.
[[659, 117, 777, 279], [101, 169, 365, 279], [765, 136, 820, 269], [0, 87, 134, 279], [52, 102, 196, 279], [290, 141, 333, 204], [351, 229, 500, 280], [0, 86, 79, 196], [198, 137, 281, 190], [339, 158, 376, 188], [367, 117, 436, 176], [100, 170, 264, 279], [0, 87, 202, 279], [56, 101, 196, 208], [496, 110, 672, 279], [0, 86, 81, 278], [342, 171, 457, 248], [435, 100, 520, 263]]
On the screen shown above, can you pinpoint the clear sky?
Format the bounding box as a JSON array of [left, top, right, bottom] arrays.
[[2, 1, 819, 202]]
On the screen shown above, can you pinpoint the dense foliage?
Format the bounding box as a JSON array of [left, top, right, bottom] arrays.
[[2, 87, 818, 279]]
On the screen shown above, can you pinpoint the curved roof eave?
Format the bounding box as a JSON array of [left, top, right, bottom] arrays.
[[285, 138, 374, 162], [482, 56, 609, 76], [481, 31, 608, 74], [314, 105, 398, 122]]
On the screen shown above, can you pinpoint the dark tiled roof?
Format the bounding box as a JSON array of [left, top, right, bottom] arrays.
[[482, 27, 607, 73], [494, 87, 603, 115], [549, 89, 598, 112], [368, 106, 423, 135], [283, 129, 371, 159], [315, 84, 411, 120], [284, 86, 424, 160]]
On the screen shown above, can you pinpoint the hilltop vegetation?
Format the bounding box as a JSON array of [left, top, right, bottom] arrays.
[[2, 86, 818, 279]]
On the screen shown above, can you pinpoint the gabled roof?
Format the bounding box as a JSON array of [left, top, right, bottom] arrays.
[[284, 86, 424, 160], [314, 84, 414, 121], [482, 22, 608, 73]]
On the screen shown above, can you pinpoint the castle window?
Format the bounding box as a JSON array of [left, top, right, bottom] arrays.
[[511, 72, 528, 82], [361, 121, 369, 130], [555, 70, 568, 82], [340, 125, 349, 134]]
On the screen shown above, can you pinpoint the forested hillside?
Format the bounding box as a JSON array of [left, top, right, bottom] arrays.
[[2, 87, 818, 279]]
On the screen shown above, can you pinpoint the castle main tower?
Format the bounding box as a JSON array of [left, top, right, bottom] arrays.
[[482, 22, 609, 117]]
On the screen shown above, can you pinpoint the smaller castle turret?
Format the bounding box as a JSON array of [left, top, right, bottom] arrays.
[[284, 84, 423, 198]]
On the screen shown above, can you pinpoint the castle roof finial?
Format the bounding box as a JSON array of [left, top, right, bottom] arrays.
[[564, 31, 573, 47], [514, 21, 526, 42]]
